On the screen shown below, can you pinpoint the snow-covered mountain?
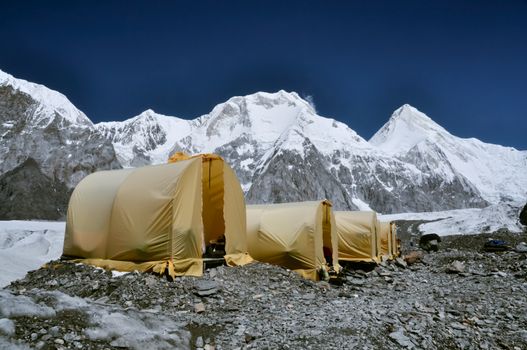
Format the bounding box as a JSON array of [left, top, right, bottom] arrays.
[[0, 69, 121, 218], [370, 104, 527, 203], [97, 91, 507, 213], [1, 69, 525, 219], [96, 109, 192, 167]]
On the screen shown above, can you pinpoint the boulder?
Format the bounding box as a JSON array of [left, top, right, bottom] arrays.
[[520, 203, 527, 226], [446, 260, 465, 274], [515, 242, 527, 253], [419, 234, 441, 252], [404, 251, 424, 265]]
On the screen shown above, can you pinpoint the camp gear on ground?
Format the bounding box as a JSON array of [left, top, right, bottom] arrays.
[[419, 233, 441, 252], [483, 239, 511, 252]]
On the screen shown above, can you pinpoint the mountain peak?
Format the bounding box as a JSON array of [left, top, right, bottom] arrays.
[[369, 104, 449, 155], [391, 104, 434, 123], [0, 68, 92, 126]]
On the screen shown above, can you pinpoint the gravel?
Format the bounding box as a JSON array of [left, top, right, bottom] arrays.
[[1, 231, 526, 349]]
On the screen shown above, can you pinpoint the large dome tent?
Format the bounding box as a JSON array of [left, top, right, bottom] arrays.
[[63, 153, 252, 277]]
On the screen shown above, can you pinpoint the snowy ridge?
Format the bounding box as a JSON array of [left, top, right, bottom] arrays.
[[0, 68, 525, 216], [371, 104, 527, 203], [98, 91, 524, 213], [0, 69, 92, 127], [0, 69, 120, 194], [96, 109, 191, 166]]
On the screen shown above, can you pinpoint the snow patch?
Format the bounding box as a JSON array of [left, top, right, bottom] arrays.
[[0, 221, 65, 287], [380, 202, 524, 236]]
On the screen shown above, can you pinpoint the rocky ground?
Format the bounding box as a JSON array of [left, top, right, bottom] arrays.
[[1, 231, 526, 350]]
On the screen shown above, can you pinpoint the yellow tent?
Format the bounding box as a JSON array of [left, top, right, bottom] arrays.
[[335, 211, 381, 263], [379, 221, 393, 259], [246, 200, 339, 281], [63, 154, 252, 278]]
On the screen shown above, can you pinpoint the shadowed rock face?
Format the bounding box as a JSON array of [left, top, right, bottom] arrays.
[[246, 137, 356, 210], [0, 79, 122, 220], [0, 85, 121, 188], [520, 203, 527, 226], [0, 158, 70, 220]]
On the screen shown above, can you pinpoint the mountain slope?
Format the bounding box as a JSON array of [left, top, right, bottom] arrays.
[[99, 92, 492, 213], [1, 68, 523, 217], [370, 104, 527, 203], [96, 109, 192, 167], [0, 70, 121, 218]]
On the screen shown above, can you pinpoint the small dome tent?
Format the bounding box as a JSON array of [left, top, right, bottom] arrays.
[[246, 200, 340, 281], [335, 211, 381, 263], [63, 153, 252, 277]]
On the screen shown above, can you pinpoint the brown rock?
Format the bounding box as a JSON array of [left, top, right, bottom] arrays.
[[404, 251, 424, 265]]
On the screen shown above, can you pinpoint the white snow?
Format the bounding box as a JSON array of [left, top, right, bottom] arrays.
[[96, 109, 192, 166], [370, 104, 527, 203], [352, 197, 372, 211], [111, 270, 130, 278], [0, 289, 190, 349], [0, 69, 92, 126], [0, 221, 148, 287], [380, 202, 524, 236], [0, 221, 65, 287], [0, 318, 15, 336]]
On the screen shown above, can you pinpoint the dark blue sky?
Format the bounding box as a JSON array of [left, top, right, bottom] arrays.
[[1, 1, 526, 149]]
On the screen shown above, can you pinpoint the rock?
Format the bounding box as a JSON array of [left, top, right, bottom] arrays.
[[194, 302, 206, 313], [446, 260, 465, 274], [302, 293, 316, 301], [515, 242, 527, 253], [54, 338, 65, 345], [520, 202, 527, 226], [195, 280, 219, 297], [196, 336, 204, 348], [395, 257, 408, 269], [50, 326, 61, 336], [0, 318, 15, 336], [389, 329, 414, 348], [404, 251, 423, 265], [450, 322, 468, 330]]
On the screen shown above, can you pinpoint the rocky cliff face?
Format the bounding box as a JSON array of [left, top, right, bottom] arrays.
[[0, 158, 70, 220], [0, 70, 121, 218], [2, 69, 525, 218]]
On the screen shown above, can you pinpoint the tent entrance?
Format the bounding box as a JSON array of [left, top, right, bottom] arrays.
[[321, 201, 334, 266], [202, 157, 226, 258]]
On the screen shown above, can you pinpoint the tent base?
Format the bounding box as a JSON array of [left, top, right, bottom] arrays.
[[64, 258, 204, 278]]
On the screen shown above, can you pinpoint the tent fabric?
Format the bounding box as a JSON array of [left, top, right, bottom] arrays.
[[379, 221, 393, 259], [335, 211, 381, 263], [63, 154, 252, 277], [246, 200, 339, 281]]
